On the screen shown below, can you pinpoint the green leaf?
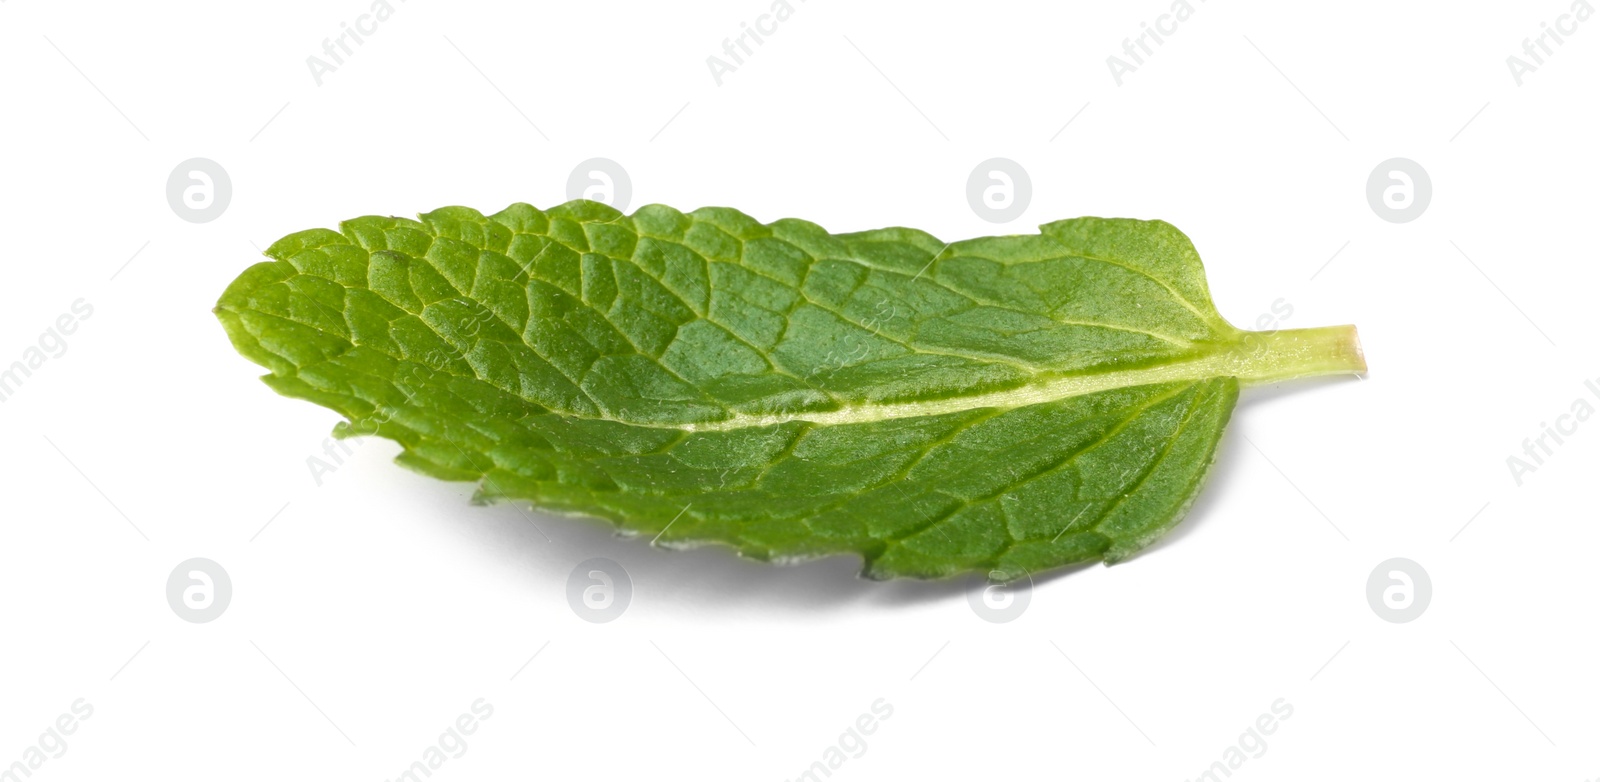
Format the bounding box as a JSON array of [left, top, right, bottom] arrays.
[[216, 200, 1364, 581]]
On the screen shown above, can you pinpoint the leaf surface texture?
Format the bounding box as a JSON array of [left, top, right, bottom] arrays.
[[217, 200, 1362, 580]]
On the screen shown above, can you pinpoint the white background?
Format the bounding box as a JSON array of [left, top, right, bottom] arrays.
[[2, 1, 1597, 779]]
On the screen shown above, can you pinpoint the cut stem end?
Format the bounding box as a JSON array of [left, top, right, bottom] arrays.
[[1233, 324, 1366, 385]]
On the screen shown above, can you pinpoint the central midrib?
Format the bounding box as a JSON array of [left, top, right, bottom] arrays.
[[615, 323, 1363, 432], [673, 344, 1244, 432]]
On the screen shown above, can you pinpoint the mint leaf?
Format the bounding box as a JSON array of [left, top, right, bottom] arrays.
[[216, 201, 1364, 581]]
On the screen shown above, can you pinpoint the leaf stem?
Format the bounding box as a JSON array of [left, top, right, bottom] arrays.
[[1231, 324, 1366, 385]]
